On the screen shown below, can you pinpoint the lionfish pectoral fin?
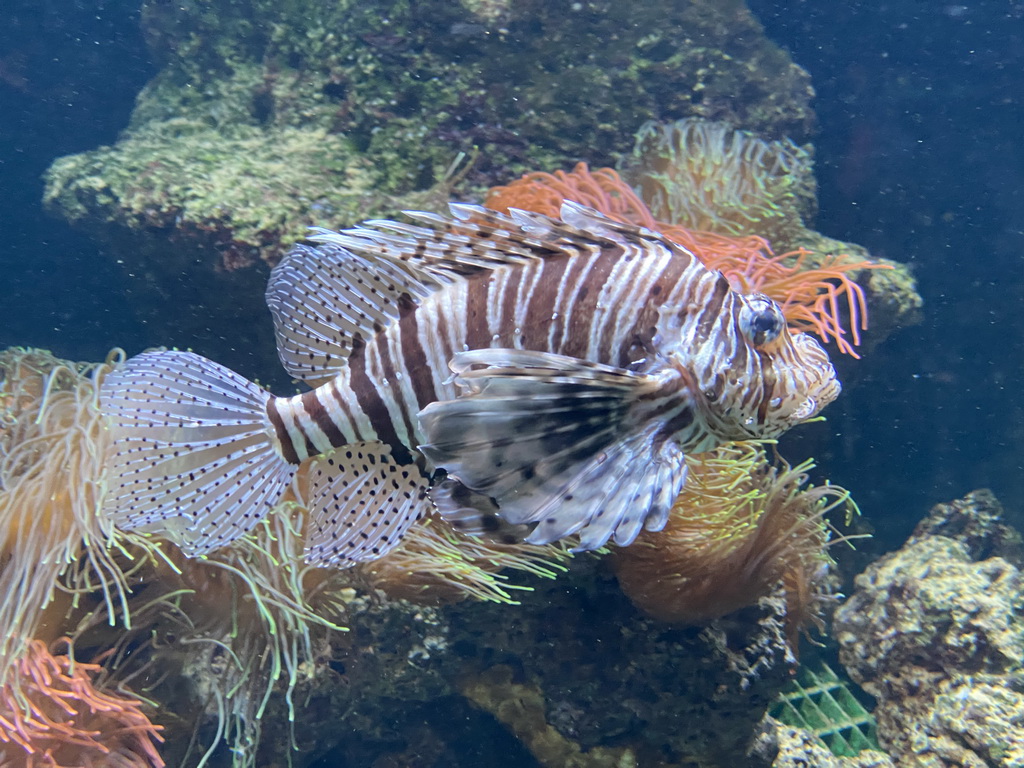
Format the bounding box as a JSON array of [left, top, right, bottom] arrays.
[[100, 350, 297, 556], [417, 348, 691, 551], [428, 477, 532, 544], [302, 442, 431, 567]]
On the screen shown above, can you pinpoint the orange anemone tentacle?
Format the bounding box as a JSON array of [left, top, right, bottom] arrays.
[[486, 163, 883, 356]]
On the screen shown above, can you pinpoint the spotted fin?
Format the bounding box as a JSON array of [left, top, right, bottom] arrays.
[[266, 237, 442, 383], [100, 350, 296, 555], [303, 442, 430, 566], [418, 349, 692, 550], [429, 477, 532, 544]]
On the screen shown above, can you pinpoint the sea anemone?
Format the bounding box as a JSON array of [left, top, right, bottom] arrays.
[[0, 348, 164, 688], [0, 638, 164, 768], [485, 164, 659, 229], [625, 117, 815, 245], [357, 513, 571, 605], [609, 442, 848, 644], [485, 162, 880, 356], [0, 348, 352, 766], [79, 499, 349, 768], [0, 346, 574, 765]]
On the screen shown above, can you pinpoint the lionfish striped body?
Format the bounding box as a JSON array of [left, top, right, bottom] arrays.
[[101, 202, 840, 566]]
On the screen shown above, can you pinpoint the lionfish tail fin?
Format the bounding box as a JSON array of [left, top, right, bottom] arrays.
[[418, 349, 691, 551], [100, 350, 296, 555], [303, 442, 431, 567]]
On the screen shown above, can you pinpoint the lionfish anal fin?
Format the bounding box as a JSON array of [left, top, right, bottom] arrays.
[[303, 441, 430, 566]]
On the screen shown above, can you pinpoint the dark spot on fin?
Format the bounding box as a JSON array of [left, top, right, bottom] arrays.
[[430, 477, 530, 544], [304, 441, 431, 567]]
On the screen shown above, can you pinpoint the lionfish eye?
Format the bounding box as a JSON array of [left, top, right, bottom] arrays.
[[751, 311, 780, 336], [739, 296, 785, 347]]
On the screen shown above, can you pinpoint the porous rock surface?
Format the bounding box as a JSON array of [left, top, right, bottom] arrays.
[[835, 489, 1024, 767]]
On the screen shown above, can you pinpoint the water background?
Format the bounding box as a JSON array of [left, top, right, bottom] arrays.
[[1, 0, 1022, 555]]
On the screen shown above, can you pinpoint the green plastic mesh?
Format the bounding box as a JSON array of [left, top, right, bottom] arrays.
[[771, 661, 879, 756]]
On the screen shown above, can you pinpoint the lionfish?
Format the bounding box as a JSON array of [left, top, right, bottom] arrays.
[[100, 202, 840, 566]]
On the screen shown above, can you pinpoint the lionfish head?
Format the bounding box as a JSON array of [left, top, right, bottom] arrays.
[[690, 293, 841, 441]]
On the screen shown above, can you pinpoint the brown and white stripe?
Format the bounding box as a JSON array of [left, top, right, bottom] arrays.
[[99, 201, 839, 560], [263, 203, 745, 468]]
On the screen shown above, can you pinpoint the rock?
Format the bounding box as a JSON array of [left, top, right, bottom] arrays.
[[835, 490, 1024, 767], [41, 0, 818, 380], [771, 724, 895, 768]]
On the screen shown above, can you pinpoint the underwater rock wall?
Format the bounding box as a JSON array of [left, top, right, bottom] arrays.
[[835, 490, 1024, 767], [251, 559, 802, 767], [41, 0, 816, 379]]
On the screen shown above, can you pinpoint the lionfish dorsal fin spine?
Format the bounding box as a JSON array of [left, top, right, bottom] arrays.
[[269, 206, 602, 384]]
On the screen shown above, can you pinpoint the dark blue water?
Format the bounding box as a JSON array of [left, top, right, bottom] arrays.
[[749, 0, 1024, 546], [2, 0, 1022, 550], [0, 0, 153, 357]]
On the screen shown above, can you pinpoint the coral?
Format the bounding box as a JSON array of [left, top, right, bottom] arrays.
[[770, 662, 878, 757], [834, 490, 1024, 767], [486, 161, 897, 357], [610, 443, 845, 645], [0, 639, 164, 768], [625, 118, 816, 246]]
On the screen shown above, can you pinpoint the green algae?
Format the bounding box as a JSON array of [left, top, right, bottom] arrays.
[[46, 0, 816, 263], [46, 122, 378, 269]]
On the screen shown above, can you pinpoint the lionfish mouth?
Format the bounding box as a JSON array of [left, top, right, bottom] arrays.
[[786, 371, 841, 424], [787, 335, 842, 422], [791, 396, 821, 422]]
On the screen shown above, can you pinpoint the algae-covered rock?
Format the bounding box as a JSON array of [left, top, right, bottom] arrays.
[[834, 490, 1024, 767], [442, 566, 798, 768], [47, 0, 816, 250], [771, 725, 895, 768], [45, 123, 377, 272], [42, 0, 815, 377]]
